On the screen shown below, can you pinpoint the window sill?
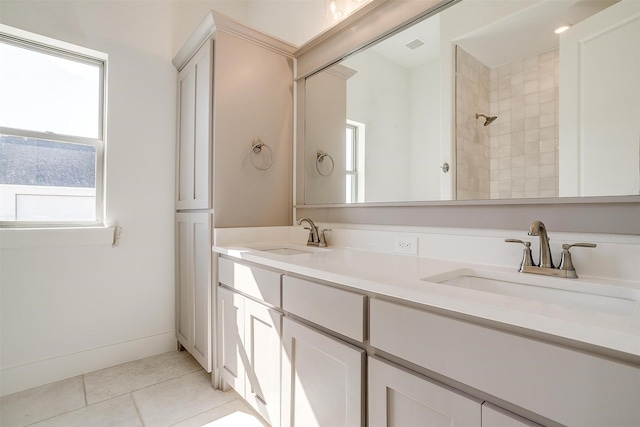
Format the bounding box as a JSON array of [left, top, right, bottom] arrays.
[[0, 226, 116, 249]]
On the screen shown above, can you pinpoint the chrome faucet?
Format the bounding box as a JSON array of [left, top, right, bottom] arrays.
[[297, 217, 331, 247], [506, 220, 596, 278], [528, 220, 554, 268]]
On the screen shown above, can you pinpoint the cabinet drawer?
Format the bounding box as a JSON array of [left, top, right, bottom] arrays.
[[218, 257, 282, 307], [282, 276, 366, 342], [370, 298, 640, 427]]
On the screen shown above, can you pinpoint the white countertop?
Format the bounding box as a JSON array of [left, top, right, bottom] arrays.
[[214, 242, 640, 361]]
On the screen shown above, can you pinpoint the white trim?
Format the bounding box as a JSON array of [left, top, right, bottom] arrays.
[[172, 10, 297, 71], [0, 332, 176, 396], [0, 226, 115, 248]]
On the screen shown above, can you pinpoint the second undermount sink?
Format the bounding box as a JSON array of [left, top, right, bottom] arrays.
[[422, 268, 638, 316]]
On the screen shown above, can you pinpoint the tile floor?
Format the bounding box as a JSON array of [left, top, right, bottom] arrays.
[[0, 351, 268, 427]]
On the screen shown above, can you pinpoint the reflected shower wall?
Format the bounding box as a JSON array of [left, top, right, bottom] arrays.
[[456, 47, 560, 200]]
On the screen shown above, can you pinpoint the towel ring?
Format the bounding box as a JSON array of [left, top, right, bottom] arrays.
[[316, 150, 334, 176], [249, 139, 274, 171]]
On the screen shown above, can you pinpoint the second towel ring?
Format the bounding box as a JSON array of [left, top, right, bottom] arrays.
[[249, 139, 274, 170], [316, 150, 334, 176]]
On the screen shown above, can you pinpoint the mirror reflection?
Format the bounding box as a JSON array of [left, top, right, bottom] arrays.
[[303, 0, 640, 205]]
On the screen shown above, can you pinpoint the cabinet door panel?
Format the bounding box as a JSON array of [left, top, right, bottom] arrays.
[[191, 216, 211, 371], [482, 403, 543, 427], [244, 298, 282, 427], [175, 214, 191, 348], [219, 286, 245, 396], [176, 40, 212, 210], [369, 356, 481, 427], [281, 317, 364, 427]]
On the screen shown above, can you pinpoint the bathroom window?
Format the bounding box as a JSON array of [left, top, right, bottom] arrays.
[[0, 26, 107, 226]]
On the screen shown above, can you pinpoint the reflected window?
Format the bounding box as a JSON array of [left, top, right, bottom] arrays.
[[345, 120, 365, 203]]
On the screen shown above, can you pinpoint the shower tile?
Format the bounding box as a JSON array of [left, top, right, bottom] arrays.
[[512, 191, 525, 199], [540, 114, 555, 128], [540, 177, 556, 192], [525, 117, 539, 130], [512, 119, 525, 132], [525, 141, 540, 154], [540, 164, 556, 178], [525, 129, 540, 143], [540, 127, 555, 140], [511, 94, 525, 109], [539, 76, 554, 91], [524, 56, 539, 70], [498, 145, 512, 158], [499, 180, 512, 192], [524, 80, 539, 94], [512, 131, 525, 144], [540, 190, 557, 198], [511, 72, 524, 86], [498, 122, 511, 135], [539, 50, 555, 64], [539, 62, 555, 78], [499, 168, 512, 181], [512, 179, 525, 192], [499, 98, 512, 111], [540, 139, 556, 153], [540, 151, 556, 166], [525, 165, 540, 178], [512, 167, 525, 180], [511, 60, 524, 74], [512, 107, 525, 120], [499, 157, 511, 170], [512, 144, 526, 157], [524, 68, 538, 82], [498, 64, 511, 77], [540, 101, 555, 115], [525, 92, 539, 106], [511, 82, 524, 97], [525, 104, 540, 118], [499, 134, 511, 146], [525, 178, 540, 191], [540, 88, 555, 103]]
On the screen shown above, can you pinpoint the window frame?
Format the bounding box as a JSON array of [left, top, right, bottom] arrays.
[[0, 25, 108, 228]]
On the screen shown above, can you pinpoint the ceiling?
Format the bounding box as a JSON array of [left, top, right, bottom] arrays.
[[348, 0, 619, 70]]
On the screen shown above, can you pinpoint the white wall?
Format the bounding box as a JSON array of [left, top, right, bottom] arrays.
[[409, 59, 442, 201], [344, 50, 411, 203], [0, 1, 178, 395]]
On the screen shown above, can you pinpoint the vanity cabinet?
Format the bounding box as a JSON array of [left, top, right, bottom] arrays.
[[281, 317, 365, 427], [218, 261, 283, 426], [369, 297, 640, 426], [368, 356, 481, 427], [175, 213, 212, 371]]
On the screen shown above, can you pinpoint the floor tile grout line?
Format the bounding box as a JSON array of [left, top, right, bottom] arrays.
[[85, 362, 203, 406], [20, 376, 87, 427], [130, 392, 147, 427], [81, 374, 88, 407], [167, 394, 243, 427]]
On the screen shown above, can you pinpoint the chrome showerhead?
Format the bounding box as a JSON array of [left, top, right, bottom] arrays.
[[476, 113, 497, 126]]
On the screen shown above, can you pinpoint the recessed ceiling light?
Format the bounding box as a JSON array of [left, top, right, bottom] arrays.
[[555, 24, 572, 34]]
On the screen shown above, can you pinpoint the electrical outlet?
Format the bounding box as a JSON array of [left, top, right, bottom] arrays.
[[394, 236, 418, 255]]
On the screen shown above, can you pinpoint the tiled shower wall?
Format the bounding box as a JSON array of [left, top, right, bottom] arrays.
[[456, 47, 491, 200], [489, 49, 559, 199], [456, 47, 559, 199]]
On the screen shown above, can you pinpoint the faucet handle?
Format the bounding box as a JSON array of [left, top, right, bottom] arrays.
[[558, 243, 596, 278], [319, 228, 332, 247], [505, 239, 536, 271]]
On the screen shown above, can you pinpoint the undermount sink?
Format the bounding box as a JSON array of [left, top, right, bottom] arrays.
[[252, 244, 330, 256], [422, 268, 638, 316]]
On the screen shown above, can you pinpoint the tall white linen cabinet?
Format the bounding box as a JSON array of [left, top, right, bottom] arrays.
[[172, 11, 295, 372]]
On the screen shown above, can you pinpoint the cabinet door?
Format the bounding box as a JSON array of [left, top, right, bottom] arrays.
[[244, 298, 282, 427], [369, 357, 481, 427], [176, 40, 212, 210], [482, 403, 543, 427], [281, 317, 364, 427], [218, 286, 245, 397], [175, 213, 212, 372]]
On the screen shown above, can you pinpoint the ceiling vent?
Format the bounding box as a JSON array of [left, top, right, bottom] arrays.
[[405, 38, 426, 50]]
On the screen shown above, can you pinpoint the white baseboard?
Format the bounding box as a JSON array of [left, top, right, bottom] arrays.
[[1, 331, 177, 396]]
